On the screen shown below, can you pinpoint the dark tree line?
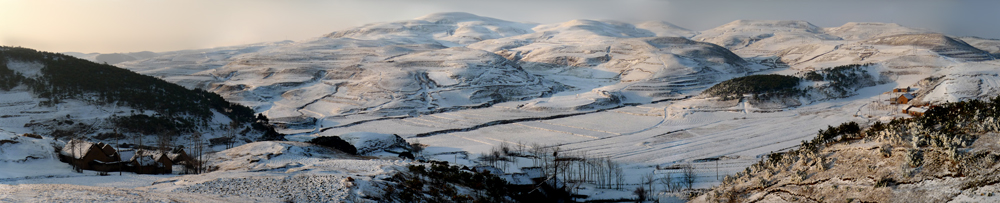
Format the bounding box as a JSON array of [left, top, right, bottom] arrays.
[[703, 74, 801, 100]]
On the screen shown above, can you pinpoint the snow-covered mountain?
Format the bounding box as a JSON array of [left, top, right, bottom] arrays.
[[116, 13, 761, 135], [14, 12, 1000, 201]]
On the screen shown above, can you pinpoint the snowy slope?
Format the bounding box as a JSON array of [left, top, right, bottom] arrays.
[[119, 13, 756, 135], [694, 20, 839, 50], [959, 36, 1000, 55], [326, 12, 536, 47], [143, 141, 409, 202], [824, 22, 929, 40]]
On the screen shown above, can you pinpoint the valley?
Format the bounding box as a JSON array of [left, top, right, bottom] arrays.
[[4, 12, 1000, 202]]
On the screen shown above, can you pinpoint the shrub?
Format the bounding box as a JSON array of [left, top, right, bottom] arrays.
[[398, 151, 414, 159], [879, 144, 893, 158], [309, 136, 357, 155], [633, 186, 647, 201], [905, 149, 923, 168], [875, 177, 895, 188]]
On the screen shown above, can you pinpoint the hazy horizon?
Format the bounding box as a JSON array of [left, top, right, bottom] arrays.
[[2, 0, 998, 53]]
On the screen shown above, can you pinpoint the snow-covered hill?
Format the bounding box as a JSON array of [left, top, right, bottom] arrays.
[[117, 13, 762, 135], [0, 46, 278, 150], [14, 12, 998, 202]]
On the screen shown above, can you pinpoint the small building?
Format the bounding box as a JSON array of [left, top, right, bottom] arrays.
[[167, 148, 193, 166], [129, 150, 173, 174], [98, 143, 120, 161], [60, 140, 118, 171], [167, 148, 196, 173], [903, 106, 929, 117], [895, 93, 916, 104], [893, 87, 912, 93]]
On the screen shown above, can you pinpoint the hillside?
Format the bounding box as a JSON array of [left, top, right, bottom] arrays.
[[695, 97, 1000, 202], [0, 46, 280, 145], [117, 12, 759, 135]]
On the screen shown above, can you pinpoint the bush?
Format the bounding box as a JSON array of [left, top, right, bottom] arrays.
[[398, 151, 415, 159], [906, 149, 923, 168], [309, 136, 357, 155], [633, 186, 647, 201], [875, 177, 895, 188]]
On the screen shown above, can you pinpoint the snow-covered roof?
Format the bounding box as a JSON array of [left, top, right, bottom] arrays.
[[472, 165, 503, 175], [908, 106, 929, 113], [503, 173, 535, 185], [128, 149, 166, 163], [901, 93, 915, 99], [167, 152, 187, 161], [60, 139, 97, 159], [521, 167, 545, 179], [133, 155, 160, 167]]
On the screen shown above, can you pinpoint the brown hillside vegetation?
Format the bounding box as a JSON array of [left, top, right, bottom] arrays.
[[695, 97, 1000, 203]]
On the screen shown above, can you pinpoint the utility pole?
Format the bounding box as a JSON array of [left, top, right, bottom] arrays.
[[116, 129, 121, 176]]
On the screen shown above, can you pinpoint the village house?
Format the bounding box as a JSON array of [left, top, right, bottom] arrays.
[[167, 148, 194, 167], [891, 93, 916, 104], [903, 105, 929, 116], [60, 140, 185, 174], [128, 150, 173, 174], [59, 140, 119, 171], [893, 87, 912, 93]]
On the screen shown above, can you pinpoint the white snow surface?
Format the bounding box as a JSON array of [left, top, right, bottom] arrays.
[[142, 141, 410, 202], [0, 130, 57, 162], [4, 60, 44, 78], [2, 140, 413, 202], [338, 132, 407, 155]]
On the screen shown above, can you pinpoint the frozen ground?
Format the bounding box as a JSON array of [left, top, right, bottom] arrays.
[[0, 137, 411, 202]]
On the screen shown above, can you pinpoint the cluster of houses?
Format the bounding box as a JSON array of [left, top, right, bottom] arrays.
[[888, 87, 930, 117], [59, 139, 194, 174]]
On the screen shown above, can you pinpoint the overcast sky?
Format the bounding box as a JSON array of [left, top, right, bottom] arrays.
[[2, 0, 998, 53]]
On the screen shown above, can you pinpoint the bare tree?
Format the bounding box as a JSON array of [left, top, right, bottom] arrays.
[[69, 138, 81, 173], [156, 131, 172, 152], [615, 167, 625, 190], [113, 129, 123, 176], [661, 171, 683, 192], [530, 143, 545, 166], [551, 146, 563, 187], [683, 165, 696, 190], [641, 172, 655, 198], [515, 141, 526, 156], [226, 120, 239, 149], [190, 131, 205, 174]]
